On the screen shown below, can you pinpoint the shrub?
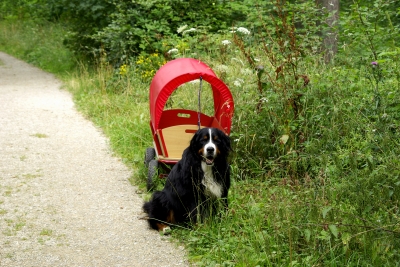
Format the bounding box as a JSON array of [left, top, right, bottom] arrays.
[[59, 0, 249, 63]]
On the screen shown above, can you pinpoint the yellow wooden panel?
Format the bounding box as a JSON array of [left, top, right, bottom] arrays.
[[159, 125, 201, 160]]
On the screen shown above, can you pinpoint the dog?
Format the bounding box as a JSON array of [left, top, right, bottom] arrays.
[[143, 127, 231, 232]]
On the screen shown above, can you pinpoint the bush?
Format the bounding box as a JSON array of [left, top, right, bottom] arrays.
[[59, 0, 248, 63]]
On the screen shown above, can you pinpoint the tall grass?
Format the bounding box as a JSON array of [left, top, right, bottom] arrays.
[[0, 19, 76, 75], [1, 16, 400, 266]]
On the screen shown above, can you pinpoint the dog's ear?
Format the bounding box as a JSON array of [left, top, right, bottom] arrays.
[[217, 128, 232, 154], [223, 132, 232, 152], [189, 128, 202, 154]]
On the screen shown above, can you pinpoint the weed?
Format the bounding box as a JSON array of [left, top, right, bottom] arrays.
[[40, 228, 53, 236], [31, 133, 48, 138], [22, 173, 42, 179], [5, 253, 13, 259]]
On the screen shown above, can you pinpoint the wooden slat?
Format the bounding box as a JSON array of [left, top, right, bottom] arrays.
[[158, 125, 201, 160]]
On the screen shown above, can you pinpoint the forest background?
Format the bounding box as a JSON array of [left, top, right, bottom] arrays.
[[1, 0, 400, 266]]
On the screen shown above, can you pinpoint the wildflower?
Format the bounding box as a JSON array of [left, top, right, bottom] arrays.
[[177, 25, 188, 33], [119, 64, 127, 76], [221, 40, 231, 46], [371, 61, 378, 67], [167, 48, 179, 54], [233, 78, 244, 87], [240, 68, 253, 75], [136, 58, 144, 65], [215, 64, 229, 73], [183, 28, 196, 35], [237, 27, 251, 35], [256, 65, 264, 72]]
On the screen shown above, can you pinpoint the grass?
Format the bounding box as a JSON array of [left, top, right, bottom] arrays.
[[22, 173, 42, 179], [31, 133, 49, 138], [1, 18, 400, 266], [0, 19, 76, 76], [40, 228, 53, 236]]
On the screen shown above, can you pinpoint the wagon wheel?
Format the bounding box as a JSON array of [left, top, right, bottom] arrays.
[[147, 159, 158, 190], [144, 147, 156, 167]]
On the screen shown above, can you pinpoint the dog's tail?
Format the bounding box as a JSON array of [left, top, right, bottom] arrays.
[[142, 191, 173, 231], [142, 200, 151, 214]]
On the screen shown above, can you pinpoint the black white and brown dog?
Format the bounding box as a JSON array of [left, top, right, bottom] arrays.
[[143, 127, 231, 232]]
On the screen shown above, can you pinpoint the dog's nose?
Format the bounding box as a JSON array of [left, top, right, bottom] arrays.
[[206, 147, 215, 153]]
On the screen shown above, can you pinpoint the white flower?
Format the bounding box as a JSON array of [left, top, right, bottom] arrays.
[[167, 48, 179, 54], [215, 64, 229, 73], [237, 27, 251, 35], [240, 68, 253, 75], [182, 28, 196, 35], [177, 25, 188, 33], [233, 78, 244, 87], [221, 40, 231, 46]]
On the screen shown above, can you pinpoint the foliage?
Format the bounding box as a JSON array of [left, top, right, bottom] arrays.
[[0, 0, 41, 20], [340, 0, 400, 59], [230, 0, 323, 179], [0, 19, 76, 75], [1, 0, 400, 266], [56, 0, 246, 63], [134, 52, 166, 82], [58, 0, 116, 60]]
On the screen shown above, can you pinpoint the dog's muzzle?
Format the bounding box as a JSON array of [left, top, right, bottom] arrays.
[[204, 147, 216, 165]]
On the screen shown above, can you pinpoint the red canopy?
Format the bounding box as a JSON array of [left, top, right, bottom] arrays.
[[149, 58, 234, 134]]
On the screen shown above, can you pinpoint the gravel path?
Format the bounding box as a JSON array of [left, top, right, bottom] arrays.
[[0, 52, 188, 267]]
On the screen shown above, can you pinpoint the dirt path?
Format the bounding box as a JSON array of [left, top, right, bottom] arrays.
[[0, 52, 187, 267]]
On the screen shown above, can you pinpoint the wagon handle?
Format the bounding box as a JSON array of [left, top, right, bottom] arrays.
[[197, 76, 203, 130]]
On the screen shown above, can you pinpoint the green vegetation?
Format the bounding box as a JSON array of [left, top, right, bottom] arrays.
[[0, 19, 76, 75], [31, 133, 49, 138], [1, 0, 400, 266]]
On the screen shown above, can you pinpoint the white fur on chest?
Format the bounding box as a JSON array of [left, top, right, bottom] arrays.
[[201, 161, 223, 198]]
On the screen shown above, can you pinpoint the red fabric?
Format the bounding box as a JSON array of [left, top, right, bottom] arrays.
[[149, 58, 234, 134]]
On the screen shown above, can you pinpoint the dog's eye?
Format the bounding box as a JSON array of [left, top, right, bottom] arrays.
[[202, 135, 208, 140]]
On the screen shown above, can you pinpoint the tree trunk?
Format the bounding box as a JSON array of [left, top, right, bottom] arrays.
[[316, 0, 340, 63]]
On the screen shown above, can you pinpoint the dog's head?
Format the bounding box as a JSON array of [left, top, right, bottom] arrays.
[[190, 127, 231, 165]]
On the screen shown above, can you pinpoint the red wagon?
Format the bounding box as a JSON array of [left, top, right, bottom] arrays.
[[144, 58, 234, 189]]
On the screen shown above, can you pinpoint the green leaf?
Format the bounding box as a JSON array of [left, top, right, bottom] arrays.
[[322, 206, 332, 219], [280, 134, 289, 145], [304, 229, 311, 242], [318, 230, 330, 240], [341, 232, 352, 245], [328, 224, 339, 238]]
